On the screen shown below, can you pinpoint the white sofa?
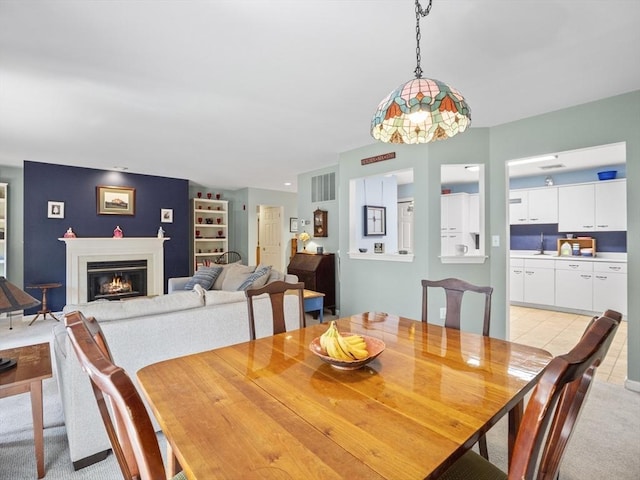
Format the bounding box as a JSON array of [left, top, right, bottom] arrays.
[[53, 270, 299, 469]]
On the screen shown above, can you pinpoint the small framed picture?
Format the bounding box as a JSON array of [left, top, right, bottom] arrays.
[[48, 201, 65, 219], [289, 217, 298, 233], [161, 208, 173, 223], [97, 185, 136, 215], [364, 205, 386, 236]]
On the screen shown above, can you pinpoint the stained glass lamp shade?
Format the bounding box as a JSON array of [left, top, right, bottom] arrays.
[[371, 78, 471, 144]]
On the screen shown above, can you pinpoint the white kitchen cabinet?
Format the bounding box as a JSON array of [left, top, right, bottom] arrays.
[[595, 180, 626, 230], [510, 258, 525, 302], [555, 261, 593, 311], [441, 193, 471, 256], [468, 194, 480, 233], [558, 180, 626, 232], [523, 259, 555, 305], [509, 187, 558, 225], [592, 262, 627, 316]]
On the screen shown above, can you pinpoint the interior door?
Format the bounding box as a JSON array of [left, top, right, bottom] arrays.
[[258, 205, 283, 271], [398, 201, 413, 253]]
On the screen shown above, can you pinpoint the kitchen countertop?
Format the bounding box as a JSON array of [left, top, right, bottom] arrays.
[[510, 250, 627, 263]]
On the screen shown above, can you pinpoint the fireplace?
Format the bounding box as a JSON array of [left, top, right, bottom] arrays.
[[60, 237, 168, 304], [87, 260, 148, 301]]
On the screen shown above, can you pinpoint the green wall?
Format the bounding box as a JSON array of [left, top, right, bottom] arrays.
[[303, 90, 639, 388]]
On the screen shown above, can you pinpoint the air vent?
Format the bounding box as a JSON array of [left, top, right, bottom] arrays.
[[539, 164, 566, 170], [311, 172, 336, 202]]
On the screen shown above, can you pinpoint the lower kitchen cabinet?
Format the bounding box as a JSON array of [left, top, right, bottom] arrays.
[[555, 261, 593, 311], [593, 262, 627, 316], [510, 256, 627, 316], [523, 259, 555, 306]]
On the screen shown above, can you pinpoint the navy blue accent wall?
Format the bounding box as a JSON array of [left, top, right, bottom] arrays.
[[24, 161, 190, 312], [510, 224, 627, 253]]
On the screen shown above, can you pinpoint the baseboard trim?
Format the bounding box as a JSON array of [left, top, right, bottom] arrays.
[[624, 378, 640, 393], [72, 450, 111, 470]]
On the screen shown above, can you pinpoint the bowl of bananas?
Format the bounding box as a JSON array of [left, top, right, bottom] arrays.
[[310, 321, 385, 370]]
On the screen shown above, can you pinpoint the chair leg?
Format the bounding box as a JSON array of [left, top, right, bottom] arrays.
[[478, 435, 489, 460]]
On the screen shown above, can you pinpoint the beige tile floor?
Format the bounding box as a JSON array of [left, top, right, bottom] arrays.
[[509, 305, 628, 385]]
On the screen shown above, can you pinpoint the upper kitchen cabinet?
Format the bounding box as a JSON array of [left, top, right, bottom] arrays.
[[558, 179, 626, 232], [509, 187, 558, 225]]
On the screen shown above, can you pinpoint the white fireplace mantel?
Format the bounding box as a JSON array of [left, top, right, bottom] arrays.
[[59, 237, 169, 304]]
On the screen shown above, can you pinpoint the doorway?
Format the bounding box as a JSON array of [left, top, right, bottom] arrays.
[[257, 205, 283, 271]]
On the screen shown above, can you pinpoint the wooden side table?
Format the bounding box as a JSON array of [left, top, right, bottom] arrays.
[[26, 283, 62, 326], [0, 343, 52, 478]]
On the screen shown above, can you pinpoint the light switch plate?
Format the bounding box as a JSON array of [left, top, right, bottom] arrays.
[[492, 235, 500, 247]]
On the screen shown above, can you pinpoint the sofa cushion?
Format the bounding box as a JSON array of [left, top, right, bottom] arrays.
[[63, 289, 205, 322], [184, 266, 223, 290], [203, 289, 247, 306], [212, 261, 243, 290], [237, 265, 272, 291], [221, 263, 257, 291]]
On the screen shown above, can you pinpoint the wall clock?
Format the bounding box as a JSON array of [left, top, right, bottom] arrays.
[[313, 209, 328, 237], [364, 205, 386, 236]]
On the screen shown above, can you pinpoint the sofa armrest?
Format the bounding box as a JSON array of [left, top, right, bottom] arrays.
[[168, 276, 191, 293]]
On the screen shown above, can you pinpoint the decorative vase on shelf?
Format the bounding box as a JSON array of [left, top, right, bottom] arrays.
[[113, 226, 123, 238]]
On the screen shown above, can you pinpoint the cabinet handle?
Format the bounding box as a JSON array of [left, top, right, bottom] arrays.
[[609, 266, 621, 271], [583, 225, 594, 228], [529, 217, 539, 221], [580, 274, 592, 279], [569, 264, 579, 268], [518, 218, 527, 221], [595, 275, 607, 280], [597, 224, 608, 228], [525, 271, 534, 275]]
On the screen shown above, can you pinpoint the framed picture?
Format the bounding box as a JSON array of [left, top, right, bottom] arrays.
[[161, 208, 173, 223], [289, 217, 298, 233], [97, 186, 136, 215], [48, 201, 65, 219], [363, 205, 386, 236]]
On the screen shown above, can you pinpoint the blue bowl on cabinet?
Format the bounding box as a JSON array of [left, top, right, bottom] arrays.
[[597, 170, 617, 180]]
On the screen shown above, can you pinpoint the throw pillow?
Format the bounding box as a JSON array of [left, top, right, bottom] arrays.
[[220, 263, 257, 291], [184, 266, 224, 290], [212, 261, 243, 290], [237, 265, 272, 291]]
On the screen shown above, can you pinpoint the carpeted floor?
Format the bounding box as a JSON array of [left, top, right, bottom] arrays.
[[2, 315, 639, 479]]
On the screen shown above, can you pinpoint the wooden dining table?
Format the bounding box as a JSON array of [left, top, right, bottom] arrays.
[[137, 313, 552, 479]]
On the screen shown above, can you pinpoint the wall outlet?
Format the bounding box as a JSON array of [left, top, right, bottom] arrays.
[[440, 307, 446, 319]]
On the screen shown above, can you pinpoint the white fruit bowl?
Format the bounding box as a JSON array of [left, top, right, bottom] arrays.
[[309, 333, 386, 370]]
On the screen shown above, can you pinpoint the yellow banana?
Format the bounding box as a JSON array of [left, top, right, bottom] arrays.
[[320, 322, 369, 361]]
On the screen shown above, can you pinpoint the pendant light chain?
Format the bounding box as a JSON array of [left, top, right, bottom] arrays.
[[414, 0, 432, 79]]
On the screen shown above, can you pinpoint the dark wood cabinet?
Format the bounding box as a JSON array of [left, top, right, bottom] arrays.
[[287, 252, 336, 314]]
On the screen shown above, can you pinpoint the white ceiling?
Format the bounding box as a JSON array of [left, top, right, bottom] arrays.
[[1, 1, 639, 192]]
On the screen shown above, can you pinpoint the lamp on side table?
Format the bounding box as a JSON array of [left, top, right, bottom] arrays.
[[0, 277, 41, 372]]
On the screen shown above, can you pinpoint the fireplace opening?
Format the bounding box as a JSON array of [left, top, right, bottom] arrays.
[[87, 260, 148, 302]]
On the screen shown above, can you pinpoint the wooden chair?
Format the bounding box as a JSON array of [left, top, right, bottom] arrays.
[[215, 251, 241, 265], [64, 311, 185, 480], [438, 309, 622, 480], [245, 280, 305, 340], [421, 277, 493, 459], [421, 278, 493, 336]]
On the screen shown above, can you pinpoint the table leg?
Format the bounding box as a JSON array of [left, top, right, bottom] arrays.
[[30, 380, 45, 478], [508, 399, 524, 467]]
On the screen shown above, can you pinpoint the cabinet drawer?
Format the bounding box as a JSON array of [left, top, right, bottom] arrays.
[[510, 258, 524, 267], [554, 260, 593, 272], [593, 262, 627, 274]]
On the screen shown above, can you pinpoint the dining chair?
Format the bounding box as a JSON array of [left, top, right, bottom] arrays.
[[245, 280, 305, 340], [64, 310, 186, 480], [215, 251, 242, 265], [421, 277, 493, 459], [438, 309, 622, 480], [421, 278, 493, 336]]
